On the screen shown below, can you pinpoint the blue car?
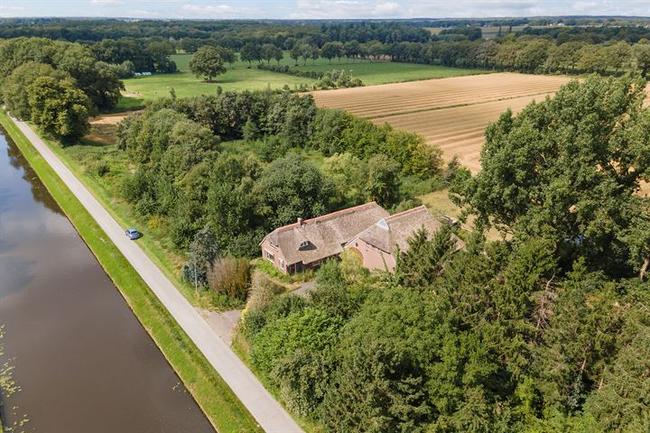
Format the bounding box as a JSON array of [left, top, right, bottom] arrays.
[[125, 228, 142, 240]]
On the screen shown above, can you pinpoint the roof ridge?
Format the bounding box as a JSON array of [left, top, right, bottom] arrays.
[[271, 202, 385, 234], [386, 205, 428, 222]]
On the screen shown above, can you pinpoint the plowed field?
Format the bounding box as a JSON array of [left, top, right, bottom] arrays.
[[312, 72, 573, 172]]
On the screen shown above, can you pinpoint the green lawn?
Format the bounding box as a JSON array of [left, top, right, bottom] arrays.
[[0, 111, 263, 433], [123, 53, 489, 101]]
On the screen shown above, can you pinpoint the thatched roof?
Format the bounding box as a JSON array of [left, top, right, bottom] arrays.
[[351, 205, 453, 254], [262, 202, 389, 266]]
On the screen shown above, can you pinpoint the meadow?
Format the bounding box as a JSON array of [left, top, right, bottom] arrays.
[[121, 53, 315, 103], [291, 59, 488, 85], [121, 53, 487, 103]]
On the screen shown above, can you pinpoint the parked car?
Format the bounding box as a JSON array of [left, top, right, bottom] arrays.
[[125, 228, 142, 240]]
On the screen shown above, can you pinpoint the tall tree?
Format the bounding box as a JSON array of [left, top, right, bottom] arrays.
[[240, 42, 261, 65], [2, 62, 67, 120], [28, 76, 91, 141], [254, 154, 334, 230], [633, 39, 650, 77], [365, 154, 401, 208], [189, 46, 226, 82], [454, 76, 650, 277]]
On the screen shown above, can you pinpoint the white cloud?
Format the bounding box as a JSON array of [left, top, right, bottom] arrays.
[[291, 0, 406, 18], [90, 0, 123, 5], [131, 9, 162, 17], [180, 3, 251, 17], [374, 2, 400, 15], [5, 0, 650, 20], [289, 0, 650, 19], [0, 5, 26, 16]]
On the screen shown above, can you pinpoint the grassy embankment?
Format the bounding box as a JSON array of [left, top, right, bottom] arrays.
[[121, 53, 488, 104], [0, 110, 263, 433]]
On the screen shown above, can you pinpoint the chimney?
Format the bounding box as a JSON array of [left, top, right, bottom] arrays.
[[297, 217, 304, 226]]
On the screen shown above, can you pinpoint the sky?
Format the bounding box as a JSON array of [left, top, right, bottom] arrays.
[[0, 0, 649, 20]]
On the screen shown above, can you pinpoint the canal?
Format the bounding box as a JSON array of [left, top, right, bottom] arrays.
[[0, 130, 215, 432]]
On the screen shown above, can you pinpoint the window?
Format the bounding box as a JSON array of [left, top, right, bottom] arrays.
[[265, 250, 274, 261], [298, 240, 311, 250]]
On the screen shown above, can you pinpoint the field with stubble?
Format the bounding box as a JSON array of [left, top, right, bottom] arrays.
[[312, 72, 572, 172]]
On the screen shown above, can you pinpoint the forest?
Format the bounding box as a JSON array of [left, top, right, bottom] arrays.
[[0, 37, 124, 139]]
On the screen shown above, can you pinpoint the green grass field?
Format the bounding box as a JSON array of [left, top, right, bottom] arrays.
[[123, 54, 316, 101], [292, 60, 488, 85], [0, 111, 263, 433], [123, 53, 488, 102]]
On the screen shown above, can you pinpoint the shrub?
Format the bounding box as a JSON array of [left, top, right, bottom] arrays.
[[207, 256, 251, 301], [93, 160, 110, 177], [242, 276, 304, 339], [245, 271, 285, 313], [250, 307, 343, 374]]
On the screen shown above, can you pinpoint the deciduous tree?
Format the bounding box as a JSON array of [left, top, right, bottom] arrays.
[[189, 46, 226, 82], [28, 76, 91, 141]]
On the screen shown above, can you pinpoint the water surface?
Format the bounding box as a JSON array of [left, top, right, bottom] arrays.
[[0, 131, 215, 433]]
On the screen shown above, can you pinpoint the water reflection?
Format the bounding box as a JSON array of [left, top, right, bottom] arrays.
[[5, 134, 62, 215]]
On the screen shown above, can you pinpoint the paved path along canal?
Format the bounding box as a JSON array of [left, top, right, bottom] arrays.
[[9, 118, 303, 433], [0, 131, 215, 432]]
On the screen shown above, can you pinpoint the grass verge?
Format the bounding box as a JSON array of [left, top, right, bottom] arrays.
[[0, 110, 263, 433]]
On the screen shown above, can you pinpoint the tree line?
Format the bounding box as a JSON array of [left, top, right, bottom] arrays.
[[521, 24, 650, 44], [385, 37, 650, 76], [0, 19, 431, 51], [239, 37, 650, 77], [194, 36, 650, 81], [0, 37, 124, 140], [239, 75, 650, 433], [90, 38, 177, 74]]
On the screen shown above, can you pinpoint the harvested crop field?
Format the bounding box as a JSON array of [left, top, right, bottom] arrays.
[[312, 72, 572, 172]]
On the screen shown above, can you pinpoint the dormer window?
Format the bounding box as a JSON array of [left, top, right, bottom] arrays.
[[298, 240, 312, 251], [376, 218, 389, 230]]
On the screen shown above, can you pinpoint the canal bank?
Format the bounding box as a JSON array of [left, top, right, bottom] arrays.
[[0, 111, 265, 433]]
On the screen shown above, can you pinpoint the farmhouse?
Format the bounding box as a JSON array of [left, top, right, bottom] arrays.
[[261, 203, 462, 274], [345, 205, 462, 272], [260, 202, 389, 274]]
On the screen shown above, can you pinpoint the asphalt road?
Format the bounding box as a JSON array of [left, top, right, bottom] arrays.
[[11, 117, 304, 433]]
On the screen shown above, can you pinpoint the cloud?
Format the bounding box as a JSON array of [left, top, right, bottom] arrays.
[[291, 0, 405, 18], [90, 0, 123, 5], [180, 3, 253, 17], [374, 2, 400, 15], [0, 5, 26, 14], [289, 0, 650, 19], [5, 0, 650, 19]]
